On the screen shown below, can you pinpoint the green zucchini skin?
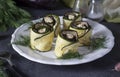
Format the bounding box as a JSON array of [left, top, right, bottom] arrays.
[[59, 30, 78, 42], [69, 21, 92, 46], [30, 22, 54, 52], [42, 14, 60, 37], [54, 30, 79, 58], [63, 11, 82, 29]]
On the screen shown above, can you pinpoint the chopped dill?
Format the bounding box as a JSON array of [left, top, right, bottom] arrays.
[[90, 37, 106, 50], [58, 51, 82, 59], [24, 21, 33, 31], [12, 35, 106, 60], [12, 35, 30, 46]]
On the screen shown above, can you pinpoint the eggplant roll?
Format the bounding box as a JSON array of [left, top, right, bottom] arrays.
[[42, 14, 60, 37], [54, 30, 79, 58], [30, 22, 54, 52], [69, 21, 92, 46], [63, 11, 81, 29]]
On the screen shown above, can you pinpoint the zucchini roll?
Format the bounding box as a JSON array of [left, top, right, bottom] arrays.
[[63, 11, 81, 29], [69, 21, 92, 46], [54, 30, 79, 58], [42, 14, 60, 37], [30, 22, 54, 52]]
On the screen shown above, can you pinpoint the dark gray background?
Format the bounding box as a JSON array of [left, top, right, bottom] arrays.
[[0, 3, 120, 77]]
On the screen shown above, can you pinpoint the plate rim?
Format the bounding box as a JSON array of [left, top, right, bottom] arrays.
[[11, 17, 115, 65]]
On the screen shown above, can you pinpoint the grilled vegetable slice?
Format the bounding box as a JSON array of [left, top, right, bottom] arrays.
[[54, 30, 79, 58], [69, 21, 92, 46], [30, 22, 54, 51], [63, 11, 81, 29], [42, 14, 60, 37]]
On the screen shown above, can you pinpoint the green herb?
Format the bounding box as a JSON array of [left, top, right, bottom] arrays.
[[90, 37, 106, 50], [0, 60, 8, 77], [24, 21, 34, 31], [0, 68, 8, 77], [0, 60, 3, 66], [58, 51, 82, 59], [12, 35, 30, 46], [0, 0, 31, 32]]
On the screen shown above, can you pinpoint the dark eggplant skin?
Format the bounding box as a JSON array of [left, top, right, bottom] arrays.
[[60, 30, 78, 42], [42, 15, 56, 27], [63, 11, 82, 29], [69, 21, 92, 39], [63, 11, 81, 20], [70, 21, 91, 30], [32, 22, 52, 34]]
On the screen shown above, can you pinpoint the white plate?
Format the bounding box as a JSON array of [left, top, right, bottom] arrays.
[[11, 17, 115, 65]]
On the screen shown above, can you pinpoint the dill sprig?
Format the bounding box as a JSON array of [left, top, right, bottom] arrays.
[[90, 37, 106, 50], [0, 60, 8, 77], [58, 51, 82, 59], [0, 0, 31, 32], [12, 35, 30, 46], [0, 68, 8, 77]]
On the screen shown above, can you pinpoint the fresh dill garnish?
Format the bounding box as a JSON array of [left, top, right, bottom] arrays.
[[0, 60, 8, 77], [90, 37, 106, 50], [24, 21, 34, 31], [58, 51, 82, 59], [12, 35, 30, 46], [0, 0, 31, 32]]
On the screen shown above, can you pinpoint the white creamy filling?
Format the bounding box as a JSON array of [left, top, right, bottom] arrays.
[[38, 28, 46, 33], [68, 15, 75, 20], [44, 17, 53, 23], [66, 33, 74, 39], [74, 12, 79, 16], [76, 22, 88, 29]]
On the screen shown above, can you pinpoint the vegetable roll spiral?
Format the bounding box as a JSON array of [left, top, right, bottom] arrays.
[[63, 11, 81, 29], [42, 14, 60, 37], [30, 22, 54, 51], [54, 30, 79, 58], [70, 21, 92, 46]]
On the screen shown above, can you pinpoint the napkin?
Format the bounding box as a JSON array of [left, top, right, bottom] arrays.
[[103, 0, 120, 23]]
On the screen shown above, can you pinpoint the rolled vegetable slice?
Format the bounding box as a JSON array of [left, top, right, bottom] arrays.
[[63, 11, 81, 29], [69, 21, 92, 46], [30, 22, 54, 52], [42, 14, 60, 37], [54, 30, 79, 58]]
